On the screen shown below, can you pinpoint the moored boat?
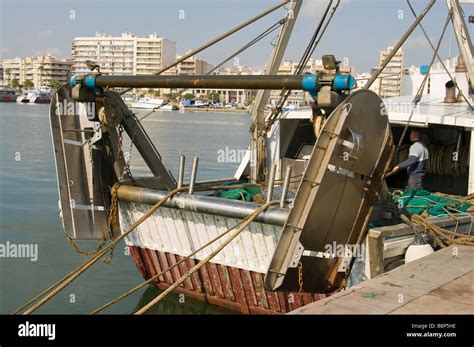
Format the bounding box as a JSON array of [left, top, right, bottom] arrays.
[[0, 87, 18, 102], [44, 0, 474, 315], [17, 90, 36, 103]]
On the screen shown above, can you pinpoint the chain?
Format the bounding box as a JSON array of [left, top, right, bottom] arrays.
[[117, 124, 124, 160], [102, 183, 122, 264], [298, 260, 304, 293], [117, 124, 136, 184]]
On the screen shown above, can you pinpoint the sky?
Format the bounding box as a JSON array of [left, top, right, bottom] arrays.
[[0, 0, 472, 73]]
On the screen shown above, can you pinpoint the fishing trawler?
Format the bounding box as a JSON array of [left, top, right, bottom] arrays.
[[47, 0, 474, 314]]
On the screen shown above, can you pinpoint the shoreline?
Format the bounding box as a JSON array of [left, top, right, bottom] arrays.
[[181, 107, 249, 114]]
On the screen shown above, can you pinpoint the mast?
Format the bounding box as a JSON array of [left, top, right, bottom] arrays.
[[447, 0, 474, 93], [249, 0, 302, 183]]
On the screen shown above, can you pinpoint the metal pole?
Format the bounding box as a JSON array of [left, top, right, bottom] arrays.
[[177, 153, 186, 189], [266, 163, 277, 202], [189, 155, 199, 195], [96, 74, 304, 90], [250, 0, 303, 183], [120, 0, 289, 94], [280, 165, 292, 207], [364, 0, 435, 89]]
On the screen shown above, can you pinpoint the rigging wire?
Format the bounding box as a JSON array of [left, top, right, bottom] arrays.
[[261, 0, 340, 136], [391, 12, 452, 166], [407, 0, 473, 110], [121, 18, 287, 182]]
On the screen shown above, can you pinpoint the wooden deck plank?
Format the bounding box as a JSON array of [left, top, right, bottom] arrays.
[[291, 245, 474, 314]]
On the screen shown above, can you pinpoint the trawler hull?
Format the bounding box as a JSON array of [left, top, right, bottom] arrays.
[[119, 200, 326, 314], [128, 246, 325, 314]]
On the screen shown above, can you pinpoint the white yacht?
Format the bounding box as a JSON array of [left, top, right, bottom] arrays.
[[127, 97, 178, 110], [16, 90, 37, 103]]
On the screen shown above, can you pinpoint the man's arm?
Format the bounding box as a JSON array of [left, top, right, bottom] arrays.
[[387, 144, 421, 175], [397, 155, 418, 170]]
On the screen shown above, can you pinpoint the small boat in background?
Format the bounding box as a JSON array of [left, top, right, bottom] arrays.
[[32, 92, 52, 104], [17, 90, 37, 103], [0, 87, 18, 102], [127, 97, 178, 110], [16, 89, 52, 104]]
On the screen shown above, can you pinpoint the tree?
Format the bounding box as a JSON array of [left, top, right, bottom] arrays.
[[4, 68, 11, 84], [11, 79, 20, 90], [198, 94, 209, 101], [23, 79, 34, 89], [164, 93, 178, 102], [181, 93, 196, 100], [50, 80, 62, 90], [208, 92, 221, 103], [37, 65, 45, 85]]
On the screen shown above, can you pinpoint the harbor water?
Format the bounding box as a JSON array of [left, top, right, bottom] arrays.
[[0, 102, 250, 314]]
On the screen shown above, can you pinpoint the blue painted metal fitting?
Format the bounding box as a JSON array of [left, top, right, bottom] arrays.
[[84, 74, 96, 90], [420, 65, 429, 75], [301, 74, 318, 97], [70, 75, 77, 88], [333, 74, 355, 91]]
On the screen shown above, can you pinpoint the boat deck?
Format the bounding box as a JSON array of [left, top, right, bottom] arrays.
[[290, 245, 474, 314]]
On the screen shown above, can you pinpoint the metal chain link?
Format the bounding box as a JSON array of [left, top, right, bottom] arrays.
[[298, 260, 304, 293]]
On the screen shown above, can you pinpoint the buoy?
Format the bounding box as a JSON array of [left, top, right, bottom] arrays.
[[405, 233, 434, 263]]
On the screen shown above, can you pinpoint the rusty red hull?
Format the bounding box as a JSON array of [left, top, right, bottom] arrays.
[[129, 245, 326, 314]]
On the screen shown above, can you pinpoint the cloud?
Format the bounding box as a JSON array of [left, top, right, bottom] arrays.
[[32, 47, 63, 57], [402, 35, 433, 51], [301, 0, 350, 20], [38, 29, 55, 38]]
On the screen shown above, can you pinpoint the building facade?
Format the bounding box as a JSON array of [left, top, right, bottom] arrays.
[[2, 55, 72, 88], [71, 32, 176, 76], [402, 56, 469, 98], [377, 46, 404, 98], [176, 53, 213, 75]]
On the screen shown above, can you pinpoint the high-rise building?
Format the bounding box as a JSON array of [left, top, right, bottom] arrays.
[[176, 53, 213, 75], [378, 46, 404, 98], [2, 58, 23, 86], [2, 55, 72, 88], [71, 32, 176, 76], [23, 55, 72, 88]]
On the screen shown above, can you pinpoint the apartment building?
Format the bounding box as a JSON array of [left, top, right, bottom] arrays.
[[2, 55, 72, 88], [2, 58, 23, 86], [176, 53, 213, 75], [377, 46, 404, 98], [71, 32, 176, 75]]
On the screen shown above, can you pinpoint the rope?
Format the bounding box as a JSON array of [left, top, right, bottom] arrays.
[[396, 143, 469, 176], [91, 207, 255, 314], [409, 214, 474, 247], [14, 186, 187, 315], [14, 181, 285, 314], [134, 200, 279, 315]]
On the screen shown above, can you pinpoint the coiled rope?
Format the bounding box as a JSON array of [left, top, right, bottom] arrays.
[[396, 143, 469, 176]]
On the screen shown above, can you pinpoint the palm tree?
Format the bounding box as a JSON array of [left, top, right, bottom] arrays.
[[23, 79, 34, 89], [11, 79, 20, 90]]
